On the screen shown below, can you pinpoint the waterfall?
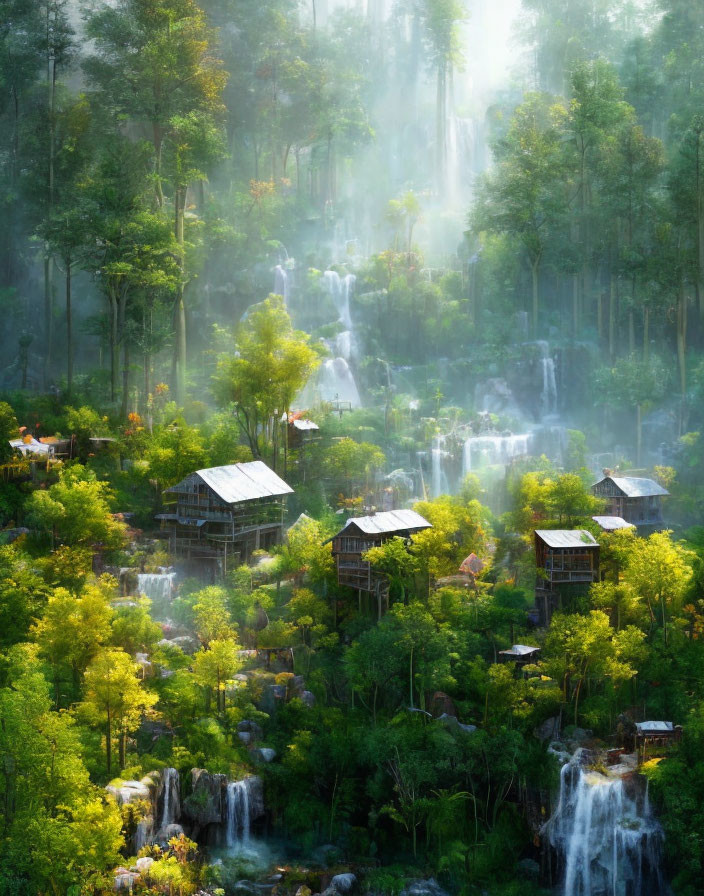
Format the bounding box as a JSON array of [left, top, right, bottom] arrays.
[[431, 436, 450, 497], [335, 329, 354, 361], [159, 768, 180, 830], [545, 753, 664, 896], [274, 264, 289, 306], [462, 433, 532, 476], [138, 570, 176, 602], [226, 779, 251, 848], [323, 269, 355, 329], [317, 358, 361, 407], [536, 341, 558, 418], [447, 115, 478, 202]]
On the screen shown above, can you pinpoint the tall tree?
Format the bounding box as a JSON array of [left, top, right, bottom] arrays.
[[84, 0, 227, 402]]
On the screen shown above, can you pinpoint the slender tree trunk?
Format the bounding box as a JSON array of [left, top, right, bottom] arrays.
[[109, 290, 118, 402], [44, 256, 54, 386], [609, 275, 616, 363], [106, 710, 112, 777], [174, 186, 187, 403], [531, 257, 541, 335], [120, 341, 130, 419], [636, 403, 642, 467], [64, 261, 73, 394]]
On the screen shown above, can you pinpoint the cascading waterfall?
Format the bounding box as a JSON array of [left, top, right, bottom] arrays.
[[323, 269, 355, 329], [431, 436, 450, 497], [274, 264, 290, 306], [545, 752, 664, 896], [462, 433, 532, 476], [447, 115, 478, 202], [536, 340, 558, 418], [137, 570, 177, 602], [226, 779, 251, 848], [317, 358, 362, 407], [160, 768, 180, 830]]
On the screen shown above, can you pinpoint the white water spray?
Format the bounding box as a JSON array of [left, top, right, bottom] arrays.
[[545, 752, 664, 896], [226, 779, 251, 848], [138, 570, 176, 602]]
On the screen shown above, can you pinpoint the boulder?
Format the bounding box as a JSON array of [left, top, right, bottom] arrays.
[[295, 887, 312, 896], [330, 873, 357, 893], [184, 769, 227, 825], [114, 870, 140, 891], [534, 716, 560, 743], [135, 857, 154, 876], [301, 690, 315, 707], [238, 731, 252, 746], [253, 747, 277, 764], [400, 880, 450, 896], [436, 713, 476, 735], [106, 778, 152, 806], [237, 719, 264, 740]]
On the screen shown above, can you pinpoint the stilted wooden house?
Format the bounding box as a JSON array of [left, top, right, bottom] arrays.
[[329, 509, 431, 615], [159, 462, 293, 572], [534, 529, 600, 625], [591, 475, 668, 529], [287, 415, 320, 449]]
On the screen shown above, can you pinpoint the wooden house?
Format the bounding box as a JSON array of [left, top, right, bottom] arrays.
[[591, 475, 668, 529], [635, 721, 682, 754], [158, 461, 293, 573], [534, 529, 600, 625], [329, 509, 431, 616], [287, 416, 320, 449]]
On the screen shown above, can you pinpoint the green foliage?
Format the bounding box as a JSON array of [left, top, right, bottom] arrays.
[[212, 296, 319, 461], [26, 464, 127, 550]]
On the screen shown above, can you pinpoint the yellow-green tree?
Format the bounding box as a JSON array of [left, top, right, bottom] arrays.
[[213, 296, 319, 466], [33, 577, 115, 705], [81, 648, 157, 774], [192, 637, 242, 715], [26, 465, 126, 550]]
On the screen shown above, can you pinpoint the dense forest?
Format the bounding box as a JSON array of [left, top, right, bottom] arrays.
[[2, 1, 704, 895]]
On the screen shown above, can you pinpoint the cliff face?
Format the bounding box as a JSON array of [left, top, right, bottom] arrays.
[[106, 767, 265, 853]]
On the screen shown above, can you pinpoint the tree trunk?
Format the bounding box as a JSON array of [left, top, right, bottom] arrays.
[[106, 710, 112, 777], [44, 255, 54, 386], [120, 341, 130, 419], [174, 187, 187, 403], [609, 275, 616, 363], [531, 258, 540, 335], [65, 262, 72, 395], [636, 403, 642, 467], [109, 290, 118, 402]]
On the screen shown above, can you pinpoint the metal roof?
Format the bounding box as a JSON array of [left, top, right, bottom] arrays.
[[189, 462, 293, 504], [535, 529, 599, 549], [9, 438, 52, 456], [592, 516, 635, 531], [499, 644, 540, 657], [635, 721, 675, 733], [343, 509, 431, 536], [597, 476, 669, 498], [291, 418, 319, 431]]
